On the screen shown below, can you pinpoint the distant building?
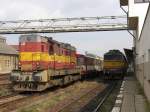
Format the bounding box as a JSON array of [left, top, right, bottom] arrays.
[[10, 45, 19, 52], [0, 36, 18, 74]]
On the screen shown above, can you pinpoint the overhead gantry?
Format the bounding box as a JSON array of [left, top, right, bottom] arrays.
[[0, 15, 130, 34]]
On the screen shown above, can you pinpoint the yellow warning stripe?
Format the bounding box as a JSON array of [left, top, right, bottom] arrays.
[[104, 60, 125, 68], [20, 52, 76, 63]]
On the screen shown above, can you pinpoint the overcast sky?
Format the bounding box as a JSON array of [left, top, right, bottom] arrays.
[[0, 0, 133, 57]]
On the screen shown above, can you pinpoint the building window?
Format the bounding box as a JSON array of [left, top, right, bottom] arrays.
[[149, 50, 150, 62], [135, 0, 150, 3], [5, 60, 10, 67], [146, 50, 150, 80], [0, 38, 6, 43], [8, 60, 10, 67], [5, 60, 8, 67]]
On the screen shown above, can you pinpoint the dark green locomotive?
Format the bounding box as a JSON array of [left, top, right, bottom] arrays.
[[103, 50, 127, 79]]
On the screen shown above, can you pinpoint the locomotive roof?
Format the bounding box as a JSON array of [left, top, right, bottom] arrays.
[[19, 34, 47, 42], [104, 50, 124, 56], [19, 34, 76, 51]]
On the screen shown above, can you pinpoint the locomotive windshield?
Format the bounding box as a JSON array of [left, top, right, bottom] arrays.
[[104, 55, 123, 60], [19, 35, 38, 43]]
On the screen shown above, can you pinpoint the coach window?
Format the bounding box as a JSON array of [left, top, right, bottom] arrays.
[[135, 0, 150, 3], [49, 44, 54, 55], [58, 44, 61, 55], [61, 49, 64, 55], [41, 45, 44, 52], [65, 50, 69, 56], [63, 49, 66, 55]]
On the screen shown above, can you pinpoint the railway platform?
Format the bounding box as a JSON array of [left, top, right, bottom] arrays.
[[112, 74, 149, 112]]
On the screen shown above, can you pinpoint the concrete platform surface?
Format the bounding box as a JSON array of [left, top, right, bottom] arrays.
[[121, 76, 148, 112]]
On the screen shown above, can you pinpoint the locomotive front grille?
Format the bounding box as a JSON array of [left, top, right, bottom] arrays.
[[21, 64, 32, 71]]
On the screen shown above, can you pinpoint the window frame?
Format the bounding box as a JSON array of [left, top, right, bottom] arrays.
[[135, 0, 150, 3]]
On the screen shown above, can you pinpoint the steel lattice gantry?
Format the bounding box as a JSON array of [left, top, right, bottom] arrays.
[[0, 16, 129, 34]]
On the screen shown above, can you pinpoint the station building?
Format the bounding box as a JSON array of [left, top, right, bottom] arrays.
[[120, 0, 150, 101], [0, 36, 18, 74]]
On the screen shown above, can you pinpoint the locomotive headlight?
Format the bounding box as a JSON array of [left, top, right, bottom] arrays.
[[18, 62, 21, 69], [36, 62, 40, 66], [36, 62, 40, 68], [36, 62, 39, 65]]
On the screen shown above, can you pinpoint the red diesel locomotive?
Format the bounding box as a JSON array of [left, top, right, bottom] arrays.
[[11, 35, 103, 91]]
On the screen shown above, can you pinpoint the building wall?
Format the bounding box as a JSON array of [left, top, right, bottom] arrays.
[[0, 36, 18, 74], [0, 54, 18, 73], [135, 6, 150, 101]]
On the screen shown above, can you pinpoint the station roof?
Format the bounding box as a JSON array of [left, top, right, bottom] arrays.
[[128, 17, 138, 30], [124, 48, 133, 63], [120, 0, 128, 6]]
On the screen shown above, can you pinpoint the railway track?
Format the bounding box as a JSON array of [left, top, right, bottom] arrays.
[[0, 73, 12, 90], [0, 80, 105, 112], [0, 73, 10, 80], [50, 81, 117, 112], [0, 92, 37, 112], [0, 86, 63, 112], [0, 82, 11, 88], [92, 82, 116, 112], [0, 92, 20, 100], [0, 79, 118, 112], [0, 94, 28, 107]]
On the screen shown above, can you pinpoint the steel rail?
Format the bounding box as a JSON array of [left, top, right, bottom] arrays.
[[93, 82, 116, 112]]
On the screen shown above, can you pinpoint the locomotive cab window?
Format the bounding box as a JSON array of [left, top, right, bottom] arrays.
[[58, 44, 61, 56], [41, 45, 44, 52], [49, 45, 54, 55], [104, 55, 123, 60]]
